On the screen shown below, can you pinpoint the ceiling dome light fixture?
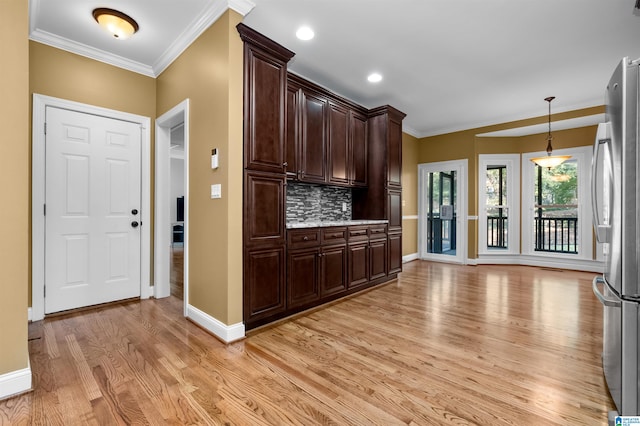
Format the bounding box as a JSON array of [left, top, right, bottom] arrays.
[[93, 8, 139, 40], [530, 96, 571, 168], [367, 72, 382, 83], [296, 26, 314, 41]]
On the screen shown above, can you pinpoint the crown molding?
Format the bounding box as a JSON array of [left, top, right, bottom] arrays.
[[153, 0, 255, 76], [29, 29, 156, 77], [30, 0, 256, 78], [229, 0, 256, 16]]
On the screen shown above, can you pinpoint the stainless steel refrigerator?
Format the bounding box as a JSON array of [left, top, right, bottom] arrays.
[[592, 56, 640, 419]]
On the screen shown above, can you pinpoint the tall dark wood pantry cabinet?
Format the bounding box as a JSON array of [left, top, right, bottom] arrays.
[[238, 24, 295, 329]]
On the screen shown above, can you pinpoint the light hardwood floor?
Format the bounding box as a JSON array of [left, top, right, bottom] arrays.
[[170, 246, 183, 300], [0, 261, 615, 425]]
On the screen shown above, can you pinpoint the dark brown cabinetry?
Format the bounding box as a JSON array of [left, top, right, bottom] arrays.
[[286, 75, 368, 188], [388, 232, 402, 275], [353, 106, 406, 277], [244, 246, 286, 323], [350, 111, 368, 187], [240, 24, 405, 330], [287, 247, 320, 308], [285, 81, 300, 180], [300, 89, 328, 183], [320, 244, 348, 297], [287, 227, 347, 310], [328, 102, 349, 185], [238, 24, 295, 329]]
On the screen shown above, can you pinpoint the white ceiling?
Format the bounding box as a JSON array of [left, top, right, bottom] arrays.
[[29, 0, 640, 138]]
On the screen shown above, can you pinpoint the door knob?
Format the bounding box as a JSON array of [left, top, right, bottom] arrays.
[[131, 209, 138, 215], [131, 221, 139, 228]]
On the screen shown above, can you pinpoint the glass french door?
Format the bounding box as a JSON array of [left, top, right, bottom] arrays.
[[418, 160, 467, 264]]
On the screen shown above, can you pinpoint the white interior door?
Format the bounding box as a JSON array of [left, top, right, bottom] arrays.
[[45, 106, 142, 313]]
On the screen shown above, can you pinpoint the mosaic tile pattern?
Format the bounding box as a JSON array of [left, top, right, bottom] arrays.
[[286, 182, 352, 223]]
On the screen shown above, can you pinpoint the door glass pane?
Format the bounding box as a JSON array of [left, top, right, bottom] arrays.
[[485, 166, 508, 249], [426, 170, 456, 256], [533, 160, 578, 253]]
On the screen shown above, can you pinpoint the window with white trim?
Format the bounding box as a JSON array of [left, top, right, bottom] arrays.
[[521, 146, 593, 260], [478, 154, 520, 255]]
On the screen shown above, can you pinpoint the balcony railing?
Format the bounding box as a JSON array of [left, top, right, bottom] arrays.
[[487, 216, 508, 248], [486, 215, 578, 254], [534, 217, 578, 254]]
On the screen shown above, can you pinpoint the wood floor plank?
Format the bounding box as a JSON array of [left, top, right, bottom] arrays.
[[1, 261, 616, 425]]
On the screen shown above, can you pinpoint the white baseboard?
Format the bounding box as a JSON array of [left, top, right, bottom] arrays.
[[403, 253, 419, 263], [186, 304, 245, 343], [0, 363, 31, 400], [474, 254, 604, 273]]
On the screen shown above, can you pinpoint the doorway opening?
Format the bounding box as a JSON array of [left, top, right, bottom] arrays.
[[155, 100, 189, 315], [418, 159, 467, 264]]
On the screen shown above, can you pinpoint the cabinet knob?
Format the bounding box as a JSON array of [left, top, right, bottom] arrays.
[[303, 236, 309, 241], [283, 162, 288, 167]]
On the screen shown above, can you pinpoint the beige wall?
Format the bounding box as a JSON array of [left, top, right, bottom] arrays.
[[156, 10, 244, 325], [0, 0, 29, 377], [416, 105, 605, 259], [401, 132, 418, 256], [28, 41, 157, 305]]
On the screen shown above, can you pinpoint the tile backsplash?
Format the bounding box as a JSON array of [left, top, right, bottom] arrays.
[[286, 182, 352, 223]]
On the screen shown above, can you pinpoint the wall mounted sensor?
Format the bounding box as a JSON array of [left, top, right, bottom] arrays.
[[211, 148, 219, 169]]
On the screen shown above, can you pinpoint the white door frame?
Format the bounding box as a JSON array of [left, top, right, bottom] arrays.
[[418, 159, 468, 264], [32, 94, 151, 321], [155, 100, 189, 315]]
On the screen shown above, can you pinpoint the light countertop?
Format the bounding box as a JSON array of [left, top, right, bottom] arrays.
[[286, 219, 388, 229]]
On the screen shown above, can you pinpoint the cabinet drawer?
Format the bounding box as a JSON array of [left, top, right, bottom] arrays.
[[348, 226, 369, 242], [287, 229, 320, 248], [321, 227, 347, 245], [369, 225, 388, 240]]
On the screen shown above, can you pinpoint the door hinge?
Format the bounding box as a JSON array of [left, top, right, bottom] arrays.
[[44, 286, 46, 297], [44, 204, 46, 216], [44, 122, 47, 135]]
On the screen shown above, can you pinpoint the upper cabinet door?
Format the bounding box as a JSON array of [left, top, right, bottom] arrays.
[[350, 111, 368, 187], [387, 116, 403, 187], [244, 50, 287, 173], [300, 90, 328, 183], [285, 83, 300, 180], [238, 24, 294, 174], [328, 102, 349, 185]]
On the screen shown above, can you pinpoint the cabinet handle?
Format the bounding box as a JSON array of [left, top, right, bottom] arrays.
[[303, 236, 309, 241]]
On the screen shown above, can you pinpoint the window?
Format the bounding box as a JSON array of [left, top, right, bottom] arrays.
[[478, 154, 520, 255], [533, 160, 578, 253], [522, 146, 593, 260]]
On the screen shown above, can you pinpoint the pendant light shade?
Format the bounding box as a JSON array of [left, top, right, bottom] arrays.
[[530, 96, 571, 168], [93, 8, 139, 40]]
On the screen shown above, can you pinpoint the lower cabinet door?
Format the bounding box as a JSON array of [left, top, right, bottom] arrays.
[[348, 242, 369, 289], [388, 232, 402, 274], [320, 244, 347, 297], [244, 246, 286, 325], [288, 247, 321, 308], [369, 239, 388, 280]]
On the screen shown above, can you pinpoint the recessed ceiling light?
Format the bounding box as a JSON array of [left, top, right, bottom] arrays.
[[296, 26, 314, 41], [367, 73, 383, 83]]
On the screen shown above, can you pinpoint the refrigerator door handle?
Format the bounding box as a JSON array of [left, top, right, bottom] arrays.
[[592, 276, 621, 307], [591, 122, 612, 243]]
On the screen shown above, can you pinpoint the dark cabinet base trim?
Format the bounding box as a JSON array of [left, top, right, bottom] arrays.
[[245, 273, 398, 331]]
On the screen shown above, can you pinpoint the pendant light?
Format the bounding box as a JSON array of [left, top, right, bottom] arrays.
[[530, 96, 571, 168], [93, 8, 139, 40]]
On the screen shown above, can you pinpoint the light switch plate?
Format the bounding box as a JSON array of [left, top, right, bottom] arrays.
[[211, 184, 222, 199]]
